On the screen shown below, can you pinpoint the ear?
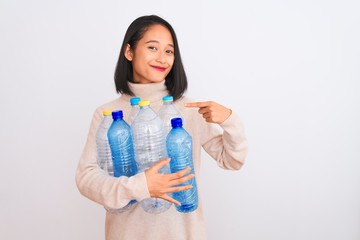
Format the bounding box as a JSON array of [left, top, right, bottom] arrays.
[[124, 44, 133, 61]]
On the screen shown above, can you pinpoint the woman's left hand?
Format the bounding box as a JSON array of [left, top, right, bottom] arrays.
[[185, 101, 232, 124]]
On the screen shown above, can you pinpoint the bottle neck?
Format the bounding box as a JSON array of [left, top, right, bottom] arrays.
[[113, 117, 123, 121], [163, 101, 173, 106], [104, 115, 113, 120], [140, 105, 150, 110]]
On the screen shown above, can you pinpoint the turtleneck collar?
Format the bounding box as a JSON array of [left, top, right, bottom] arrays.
[[120, 80, 169, 105]]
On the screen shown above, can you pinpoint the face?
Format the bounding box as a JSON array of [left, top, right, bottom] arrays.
[[125, 24, 175, 84]]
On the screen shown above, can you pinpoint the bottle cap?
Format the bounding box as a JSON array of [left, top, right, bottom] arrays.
[[171, 117, 183, 128], [103, 110, 112, 116], [162, 95, 173, 102], [130, 97, 141, 106], [139, 100, 150, 107], [112, 110, 123, 120]]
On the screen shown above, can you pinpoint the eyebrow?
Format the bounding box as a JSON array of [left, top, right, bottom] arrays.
[[145, 40, 174, 48]]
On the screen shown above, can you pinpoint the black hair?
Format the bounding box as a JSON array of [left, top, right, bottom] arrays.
[[114, 15, 187, 100]]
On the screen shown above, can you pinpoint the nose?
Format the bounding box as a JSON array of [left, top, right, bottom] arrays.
[[156, 51, 166, 64]]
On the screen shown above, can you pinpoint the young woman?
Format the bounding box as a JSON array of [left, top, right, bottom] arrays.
[[76, 15, 248, 240]]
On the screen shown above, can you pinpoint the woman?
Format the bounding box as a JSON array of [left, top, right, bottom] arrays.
[[76, 14, 248, 240]]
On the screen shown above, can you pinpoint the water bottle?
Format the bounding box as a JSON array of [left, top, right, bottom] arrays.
[[166, 118, 198, 213], [131, 100, 172, 214], [128, 97, 141, 124], [95, 110, 114, 176], [107, 110, 138, 211], [157, 95, 181, 136]]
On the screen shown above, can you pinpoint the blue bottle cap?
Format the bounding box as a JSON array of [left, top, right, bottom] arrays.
[[171, 117, 182, 128], [162, 95, 173, 102], [130, 97, 141, 106], [112, 110, 123, 120]]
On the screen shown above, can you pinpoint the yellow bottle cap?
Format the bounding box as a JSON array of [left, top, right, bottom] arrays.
[[139, 100, 150, 107], [102, 110, 112, 116]]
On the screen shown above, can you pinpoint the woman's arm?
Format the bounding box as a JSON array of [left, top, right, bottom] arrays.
[[186, 101, 248, 170]]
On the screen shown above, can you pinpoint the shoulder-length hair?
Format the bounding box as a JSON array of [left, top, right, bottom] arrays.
[[114, 15, 187, 100]]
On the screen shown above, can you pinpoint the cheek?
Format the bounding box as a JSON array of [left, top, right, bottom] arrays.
[[168, 57, 174, 68], [167, 58, 174, 69]]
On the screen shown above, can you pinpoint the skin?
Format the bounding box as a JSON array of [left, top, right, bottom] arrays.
[[124, 24, 174, 84], [125, 24, 232, 205], [185, 101, 232, 124]]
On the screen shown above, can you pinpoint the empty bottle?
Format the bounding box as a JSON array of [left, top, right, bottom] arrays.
[[128, 97, 141, 124], [131, 100, 172, 214], [158, 95, 182, 136], [166, 117, 198, 213], [107, 110, 138, 211], [95, 110, 114, 176]]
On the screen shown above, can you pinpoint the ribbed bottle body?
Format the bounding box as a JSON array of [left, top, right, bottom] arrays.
[[95, 113, 114, 176], [107, 111, 138, 212], [166, 118, 198, 213], [132, 116, 168, 172], [132, 103, 172, 214], [108, 119, 137, 178]]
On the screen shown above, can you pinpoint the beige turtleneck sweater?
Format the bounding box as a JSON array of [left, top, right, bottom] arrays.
[[76, 81, 248, 240]]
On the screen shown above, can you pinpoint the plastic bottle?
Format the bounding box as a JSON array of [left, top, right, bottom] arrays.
[[166, 117, 198, 213], [95, 110, 114, 176], [157, 95, 182, 136], [131, 100, 172, 214], [128, 97, 141, 124], [107, 110, 138, 211]]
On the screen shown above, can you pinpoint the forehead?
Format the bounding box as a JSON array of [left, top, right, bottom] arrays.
[[141, 24, 174, 44]]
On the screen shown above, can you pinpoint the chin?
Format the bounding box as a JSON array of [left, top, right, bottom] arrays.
[[149, 78, 166, 83]]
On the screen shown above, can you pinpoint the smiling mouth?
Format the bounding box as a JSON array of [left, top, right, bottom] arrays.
[[152, 66, 166, 72]]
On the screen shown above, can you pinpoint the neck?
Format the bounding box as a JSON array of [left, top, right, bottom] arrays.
[[122, 81, 168, 105]]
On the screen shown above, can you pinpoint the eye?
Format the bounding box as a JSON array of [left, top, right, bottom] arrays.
[[166, 49, 174, 55], [148, 46, 157, 51]]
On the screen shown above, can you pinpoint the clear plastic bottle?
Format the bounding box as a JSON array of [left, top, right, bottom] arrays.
[[128, 97, 141, 124], [95, 110, 114, 176], [107, 110, 138, 211], [166, 117, 198, 213], [131, 100, 172, 214], [157, 95, 182, 136]]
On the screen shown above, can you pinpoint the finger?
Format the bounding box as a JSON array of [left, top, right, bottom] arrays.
[[161, 194, 181, 206], [202, 112, 211, 119], [205, 118, 213, 123], [184, 101, 211, 108], [169, 167, 191, 179], [170, 174, 194, 185], [198, 107, 210, 115], [166, 184, 193, 194], [150, 158, 170, 172]]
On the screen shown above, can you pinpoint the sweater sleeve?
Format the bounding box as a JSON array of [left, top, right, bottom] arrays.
[[200, 111, 248, 170], [75, 109, 150, 209]]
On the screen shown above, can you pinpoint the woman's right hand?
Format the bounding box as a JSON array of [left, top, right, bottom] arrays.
[[144, 158, 194, 206]]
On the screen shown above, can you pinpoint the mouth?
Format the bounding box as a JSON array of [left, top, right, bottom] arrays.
[[151, 65, 166, 72]]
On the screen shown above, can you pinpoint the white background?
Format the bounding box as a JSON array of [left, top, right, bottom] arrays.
[[1, 0, 359, 239]]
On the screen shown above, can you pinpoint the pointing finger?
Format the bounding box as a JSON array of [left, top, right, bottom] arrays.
[[184, 102, 211, 108]]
